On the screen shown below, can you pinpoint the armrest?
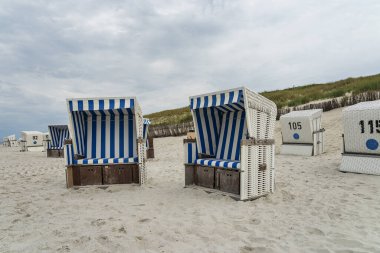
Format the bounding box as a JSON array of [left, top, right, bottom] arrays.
[[64, 139, 75, 166], [184, 140, 198, 164]]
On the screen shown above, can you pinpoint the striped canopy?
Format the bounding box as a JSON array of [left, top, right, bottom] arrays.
[[48, 125, 69, 149], [67, 97, 140, 160], [190, 88, 244, 112], [190, 88, 248, 162]]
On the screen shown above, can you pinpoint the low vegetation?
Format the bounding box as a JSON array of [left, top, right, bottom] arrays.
[[145, 73, 380, 126]]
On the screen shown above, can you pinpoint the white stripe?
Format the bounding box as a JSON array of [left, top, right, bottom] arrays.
[[87, 116, 92, 158], [124, 114, 129, 157], [105, 116, 110, 158], [96, 116, 101, 158], [115, 115, 120, 158]]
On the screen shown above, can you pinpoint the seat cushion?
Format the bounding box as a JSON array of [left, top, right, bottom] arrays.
[[74, 157, 138, 165], [196, 158, 240, 169]]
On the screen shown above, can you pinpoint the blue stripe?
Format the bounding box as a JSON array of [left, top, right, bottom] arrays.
[[78, 100, 83, 111], [220, 93, 225, 105], [190, 98, 194, 109], [204, 96, 209, 108], [69, 101, 73, 112], [235, 113, 245, 160], [212, 95, 217, 107], [203, 108, 214, 155], [109, 99, 115, 109], [188, 143, 192, 163], [228, 91, 234, 104], [72, 112, 80, 155], [210, 108, 219, 150], [128, 113, 134, 157], [101, 114, 106, 158], [89, 100, 94, 110], [196, 98, 201, 109], [91, 114, 97, 158], [195, 110, 206, 153], [227, 112, 238, 160], [120, 99, 125, 109], [99, 100, 104, 110], [130, 99, 134, 109]]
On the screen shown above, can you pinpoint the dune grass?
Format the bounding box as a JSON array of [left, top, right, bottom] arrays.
[[145, 73, 380, 126]]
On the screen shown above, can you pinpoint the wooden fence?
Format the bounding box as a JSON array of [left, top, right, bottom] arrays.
[[149, 91, 380, 138]]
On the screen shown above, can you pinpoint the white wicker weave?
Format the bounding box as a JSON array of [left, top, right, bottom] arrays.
[[280, 109, 325, 156], [340, 100, 380, 175]]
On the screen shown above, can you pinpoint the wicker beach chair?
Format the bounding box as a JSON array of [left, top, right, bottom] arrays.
[[20, 131, 44, 152], [340, 101, 380, 175], [184, 87, 277, 200], [64, 97, 147, 187], [280, 109, 325, 156], [46, 125, 69, 158]]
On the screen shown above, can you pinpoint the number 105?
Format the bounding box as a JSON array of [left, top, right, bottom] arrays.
[[359, 120, 380, 134]]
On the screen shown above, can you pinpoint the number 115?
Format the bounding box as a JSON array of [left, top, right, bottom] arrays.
[[359, 120, 380, 134]]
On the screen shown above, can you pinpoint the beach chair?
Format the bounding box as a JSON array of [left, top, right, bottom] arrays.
[[3, 134, 17, 147], [46, 125, 69, 158], [64, 97, 147, 187], [280, 109, 325, 156], [184, 87, 277, 200], [143, 118, 154, 159], [340, 101, 380, 175], [42, 132, 50, 151], [20, 131, 44, 152]]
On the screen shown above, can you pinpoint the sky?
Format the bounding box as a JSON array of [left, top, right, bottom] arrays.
[[1, 0, 380, 137]]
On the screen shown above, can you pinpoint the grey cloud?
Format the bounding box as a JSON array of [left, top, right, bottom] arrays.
[[1, 0, 380, 136]]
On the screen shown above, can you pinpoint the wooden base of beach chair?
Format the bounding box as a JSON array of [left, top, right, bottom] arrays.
[[103, 164, 139, 184], [147, 148, 155, 159], [216, 168, 240, 195], [190, 165, 240, 195], [66, 164, 140, 188], [66, 165, 103, 187], [47, 149, 64, 158], [195, 166, 215, 189], [185, 165, 196, 185]]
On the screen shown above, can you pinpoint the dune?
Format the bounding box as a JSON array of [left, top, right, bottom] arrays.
[[1, 107, 380, 253]]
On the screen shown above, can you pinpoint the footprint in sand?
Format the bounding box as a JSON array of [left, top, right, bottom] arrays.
[[91, 219, 106, 226], [240, 246, 274, 253], [306, 227, 325, 236], [138, 218, 150, 223]]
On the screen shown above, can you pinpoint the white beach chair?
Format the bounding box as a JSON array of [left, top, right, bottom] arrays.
[[46, 125, 70, 158], [184, 87, 277, 200], [64, 97, 147, 187], [20, 131, 44, 152], [3, 134, 17, 147], [340, 101, 380, 175], [280, 109, 325, 156]]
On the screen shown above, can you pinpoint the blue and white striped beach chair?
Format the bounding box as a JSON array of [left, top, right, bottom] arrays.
[[46, 125, 69, 157], [184, 87, 277, 200], [64, 97, 147, 186]]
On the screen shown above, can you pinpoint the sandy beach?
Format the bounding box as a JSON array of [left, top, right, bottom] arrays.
[[1, 107, 380, 253]]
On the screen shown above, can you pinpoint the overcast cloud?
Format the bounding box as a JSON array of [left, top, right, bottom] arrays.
[[1, 0, 380, 137]]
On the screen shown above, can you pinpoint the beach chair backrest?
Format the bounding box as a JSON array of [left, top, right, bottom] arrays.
[[48, 125, 70, 149], [67, 98, 140, 159], [215, 110, 247, 161]]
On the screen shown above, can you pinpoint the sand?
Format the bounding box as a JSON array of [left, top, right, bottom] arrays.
[[1, 107, 380, 253]]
